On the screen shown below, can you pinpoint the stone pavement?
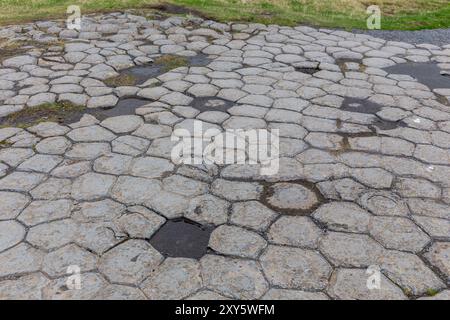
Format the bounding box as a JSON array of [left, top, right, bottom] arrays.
[[0, 12, 449, 300]]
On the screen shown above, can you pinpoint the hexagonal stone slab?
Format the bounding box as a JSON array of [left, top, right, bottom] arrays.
[[26, 219, 78, 250], [111, 176, 161, 205], [98, 240, 163, 285], [328, 268, 407, 300], [130, 156, 175, 179], [42, 244, 98, 277], [201, 254, 268, 299], [262, 289, 329, 300], [230, 201, 278, 232], [209, 225, 266, 258], [42, 272, 108, 300], [186, 194, 230, 225], [0, 220, 25, 252], [312, 202, 371, 233], [100, 115, 144, 134], [267, 216, 322, 248], [0, 191, 30, 219], [140, 258, 202, 299], [260, 245, 332, 290], [0, 243, 43, 278], [71, 173, 116, 201], [211, 179, 263, 201], [0, 273, 49, 300], [319, 232, 384, 267], [379, 250, 445, 296], [424, 242, 450, 282], [369, 216, 430, 252], [358, 191, 409, 216], [266, 182, 320, 213], [18, 199, 72, 226]]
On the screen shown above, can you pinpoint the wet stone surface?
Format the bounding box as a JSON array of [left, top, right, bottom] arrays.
[[149, 218, 214, 259]]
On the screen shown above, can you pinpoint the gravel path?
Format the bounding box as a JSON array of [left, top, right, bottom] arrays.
[[356, 28, 450, 47]]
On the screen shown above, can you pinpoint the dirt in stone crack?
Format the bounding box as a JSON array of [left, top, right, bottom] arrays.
[[113, 53, 212, 86], [149, 218, 214, 259], [190, 96, 234, 112], [383, 62, 450, 90]]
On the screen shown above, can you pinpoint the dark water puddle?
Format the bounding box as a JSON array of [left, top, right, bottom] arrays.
[[190, 96, 234, 112], [118, 53, 212, 85], [383, 63, 450, 90], [87, 98, 151, 121], [341, 97, 383, 114], [295, 67, 320, 75], [149, 218, 214, 259], [340, 97, 407, 130]]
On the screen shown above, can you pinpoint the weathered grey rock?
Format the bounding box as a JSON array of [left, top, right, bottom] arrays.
[[260, 245, 332, 290], [100, 115, 143, 133], [71, 173, 116, 201], [424, 242, 450, 282], [209, 225, 266, 258], [267, 182, 319, 212], [141, 258, 202, 299], [185, 194, 230, 225], [99, 240, 163, 285], [312, 202, 371, 233], [18, 199, 72, 226], [369, 216, 430, 252], [268, 216, 322, 248], [319, 232, 384, 267], [211, 179, 263, 201], [111, 176, 161, 205], [201, 255, 268, 299], [230, 201, 277, 232], [328, 268, 407, 300], [0, 243, 43, 277], [0, 220, 25, 252], [378, 250, 445, 296], [42, 244, 98, 277], [0, 191, 30, 219], [262, 289, 328, 300]]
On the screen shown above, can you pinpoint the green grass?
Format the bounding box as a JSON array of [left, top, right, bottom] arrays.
[[0, 0, 448, 30], [0, 101, 85, 128]]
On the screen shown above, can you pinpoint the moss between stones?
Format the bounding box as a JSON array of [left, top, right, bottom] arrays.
[[0, 39, 64, 62], [0, 101, 85, 128], [104, 74, 138, 87], [154, 54, 189, 72]]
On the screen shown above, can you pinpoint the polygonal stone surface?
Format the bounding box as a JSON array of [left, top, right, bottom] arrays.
[[209, 225, 267, 258], [140, 258, 202, 299], [328, 268, 407, 300], [71, 173, 116, 201], [260, 245, 332, 290], [201, 255, 268, 299], [98, 240, 163, 285], [319, 232, 384, 267], [262, 289, 329, 300], [42, 244, 98, 277], [267, 216, 322, 248], [424, 242, 450, 282], [18, 199, 72, 226], [185, 194, 230, 225], [0, 191, 30, 219], [0, 243, 43, 278], [230, 201, 278, 232], [312, 202, 372, 233], [378, 250, 445, 296], [211, 179, 263, 201], [369, 216, 430, 252], [0, 220, 25, 252], [266, 182, 319, 212]]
